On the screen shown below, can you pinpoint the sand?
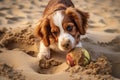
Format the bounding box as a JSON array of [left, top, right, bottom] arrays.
[[0, 0, 120, 80]]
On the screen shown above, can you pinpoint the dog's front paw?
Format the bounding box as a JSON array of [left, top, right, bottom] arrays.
[[37, 51, 50, 60]]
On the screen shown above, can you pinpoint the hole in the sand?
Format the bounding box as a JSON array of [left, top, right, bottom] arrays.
[[104, 29, 119, 33], [0, 28, 7, 40], [38, 58, 63, 74], [4, 41, 37, 57], [4, 40, 17, 50]]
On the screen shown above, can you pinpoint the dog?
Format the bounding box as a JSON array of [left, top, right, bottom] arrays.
[[34, 0, 89, 59]]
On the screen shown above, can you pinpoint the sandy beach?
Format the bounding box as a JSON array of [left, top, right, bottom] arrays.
[[0, 0, 120, 80]]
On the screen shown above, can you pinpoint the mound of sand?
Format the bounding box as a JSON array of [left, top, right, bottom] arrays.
[[0, 63, 25, 80], [0, 26, 38, 56]]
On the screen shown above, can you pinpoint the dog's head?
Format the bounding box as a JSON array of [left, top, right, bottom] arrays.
[[35, 7, 89, 51]]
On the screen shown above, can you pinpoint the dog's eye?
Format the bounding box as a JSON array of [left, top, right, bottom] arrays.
[[66, 25, 73, 32], [52, 31, 58, 36]]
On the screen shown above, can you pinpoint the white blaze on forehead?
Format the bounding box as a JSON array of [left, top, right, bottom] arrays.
[[53, 11, 64, 33]]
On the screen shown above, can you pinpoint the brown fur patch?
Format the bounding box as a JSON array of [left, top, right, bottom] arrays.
[[66, 7, 89, 35]]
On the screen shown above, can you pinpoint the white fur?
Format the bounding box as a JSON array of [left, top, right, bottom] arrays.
[[53, 11, 64, 32], [37, 41, 50, 59], [53, 11, 75, 51], [76, 42, 82, 47]]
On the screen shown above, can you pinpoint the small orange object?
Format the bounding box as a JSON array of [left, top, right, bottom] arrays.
[[66, 53, 75, 67]]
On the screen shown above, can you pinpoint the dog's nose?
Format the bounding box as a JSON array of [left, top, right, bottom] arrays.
[[61, 39, 70, 49]]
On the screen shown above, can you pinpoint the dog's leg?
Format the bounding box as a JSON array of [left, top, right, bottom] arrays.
[[37, 41, 50, 59]]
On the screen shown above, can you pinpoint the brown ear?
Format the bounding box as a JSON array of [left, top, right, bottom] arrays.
[[34, 18, 51, 47], [66, 7, 89, 35]]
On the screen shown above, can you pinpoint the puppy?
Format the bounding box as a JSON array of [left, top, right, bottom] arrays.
[[35, 0, 89, 59]]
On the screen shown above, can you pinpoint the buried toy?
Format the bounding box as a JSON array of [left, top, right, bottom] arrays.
[[66, 47, 91, 67]]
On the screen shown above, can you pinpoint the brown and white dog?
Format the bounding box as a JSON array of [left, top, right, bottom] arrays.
[[35, 0, 89, 59]]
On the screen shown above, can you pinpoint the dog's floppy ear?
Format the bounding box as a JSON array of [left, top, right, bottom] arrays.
[[34, 18, 51, 47], [66, 7, 89, 35]]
